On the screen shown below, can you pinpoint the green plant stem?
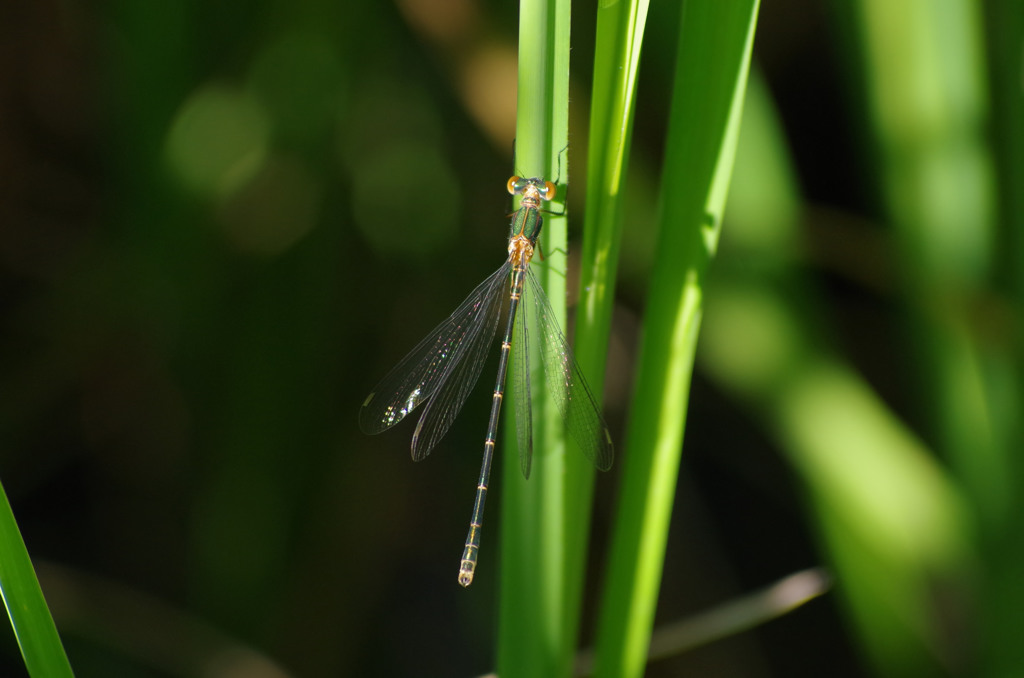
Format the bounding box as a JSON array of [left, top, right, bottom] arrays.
[[592, 2, 759, 677], [566, 0, 650, 667], [498, 1, 573, 677], [0, 481, 75, 677]]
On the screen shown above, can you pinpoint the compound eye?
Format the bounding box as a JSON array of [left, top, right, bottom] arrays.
[[542, 181, 556, 201], [507, 176, 521, 195]]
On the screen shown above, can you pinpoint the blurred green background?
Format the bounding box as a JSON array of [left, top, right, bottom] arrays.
[[0, 0, 1020, 676]]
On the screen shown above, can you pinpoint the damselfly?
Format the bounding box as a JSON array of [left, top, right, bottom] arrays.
[[359, 175, 614, 587]]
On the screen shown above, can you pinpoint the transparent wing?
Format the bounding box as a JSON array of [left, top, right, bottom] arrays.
[[359, 263, 511, 459], [411, 263, 510, 460], [526, 268, 614, 471], [511, 270, 533, 479]]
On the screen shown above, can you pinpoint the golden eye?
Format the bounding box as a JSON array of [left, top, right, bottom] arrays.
[[542, 181, 556, 201]]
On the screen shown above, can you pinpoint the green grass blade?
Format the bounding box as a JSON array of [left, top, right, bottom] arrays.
[[0, 481, 75, 677], [578, 0, 650, 347], [565, 0, 651, 664], [592, 2, 760, 677], [498, 0, 573, 676]]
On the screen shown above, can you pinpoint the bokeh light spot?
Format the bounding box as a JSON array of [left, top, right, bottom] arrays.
[[164, 84, 270, 198]]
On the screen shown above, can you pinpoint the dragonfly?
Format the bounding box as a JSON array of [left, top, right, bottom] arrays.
[[359, 173, 614, 587]]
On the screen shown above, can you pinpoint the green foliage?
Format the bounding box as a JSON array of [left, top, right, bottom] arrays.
[[0, 486, 73, 677], [592, 3, 759, 677], [498, 2, 575, 677]]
